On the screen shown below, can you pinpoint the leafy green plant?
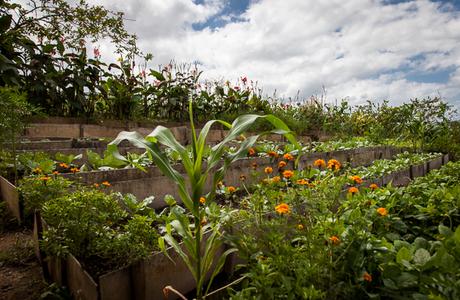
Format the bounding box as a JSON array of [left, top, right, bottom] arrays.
[[19, 175, 73, 220], [41, 189, 159, 276], [110, 98, 300, 299], [0, 87, 35, 182]]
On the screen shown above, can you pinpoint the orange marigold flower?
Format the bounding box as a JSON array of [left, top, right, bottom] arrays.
[[297, 224, 304, 230], [264, 167, 273, 174], [94, 183, 100, 188], [271, 176, 281, 183], [283, 170, 294, 179], [199, 197, 206, 204], [70, 167, 80, 173], [52, 171, 59, 175], [348, 186, 359, 195], [32, 167, 42, 174], [59, 163, 69, 168], [376, 207, 388, 216], [39, 176, 50, 181], [248, 148, 256, 156], [350, 175, 363, 184], [267, 150, 278, 158], [251, 162, 258, 170], [227, 186, 236, 193], [296, 179, 309, 185], [239, 174, 246, 181], [329, 235, 340, 245], [369, 183, 378, 190], [283, 153, 294, 161], [313, 159, 326, 168], [327, 159, 341, 171], [275, 203, 290, 214], [102, 181, 111, 187], [363, 272, 372, 282], [278, 161, 287, 168]]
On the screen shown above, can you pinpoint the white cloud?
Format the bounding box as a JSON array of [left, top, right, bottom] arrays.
[[89, 0, 460, 111]]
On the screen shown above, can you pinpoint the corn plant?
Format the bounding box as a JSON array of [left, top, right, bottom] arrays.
[[109, 98, 300, 299]]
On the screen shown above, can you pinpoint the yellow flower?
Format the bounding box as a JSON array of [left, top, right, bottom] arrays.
[[32, 167, 42, 174], [102, 181, 111, 187], [296, 179, 309, 185], [350, 175, 363, 184], [39, 176, 50, 181], [283, 170, 294, 179], [376, 207, 388, 217], [271, 176, 281, 183], [363, 272, 372, 282], [297, 224, 304, 230], [52, 171, 59, 175], [283, 153, 294, 161], [275, 203, 290, 214], [329, 235, 340, 245], [227, 186, 236, 193], [251, 162, 258, 170], [199, 197, 206, 204], [278, 161, 287, 168], [348, 186, 359, 195], [369, 183, 378, 190], [264, 167, 273, 174], [59, 163, 69, 168], [327, 159, 341, 171], [313, 159, 326, 168]]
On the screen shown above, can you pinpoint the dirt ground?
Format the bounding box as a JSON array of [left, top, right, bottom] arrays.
[[0, 225, 47, 300]]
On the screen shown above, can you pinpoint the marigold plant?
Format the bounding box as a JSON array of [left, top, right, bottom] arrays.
[[348, 186, 359, 195], [327, 159, 341, 171], [283, 170, 294, 179], [313, 159, 326, 168], [275, 203, 290, 214], [329, 235, 340, 245], [278, 161, 287, 168], [264, 166, 273, 174], [283, 153, 294, 161], [376, 207, 388, 216], [369, 183, 378, 190], [350, 175, 363, 184]]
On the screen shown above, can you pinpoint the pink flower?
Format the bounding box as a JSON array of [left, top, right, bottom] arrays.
[[241, 76, 248, 84], [234, 86, 240, 91], [140, 70, 146, 78], [93, 48, 101, 57]]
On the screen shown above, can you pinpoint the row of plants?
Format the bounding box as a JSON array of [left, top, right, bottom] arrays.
[[224, 158, 460, 299], [27, 148, 439, 291], [0, 136, 384, 181]]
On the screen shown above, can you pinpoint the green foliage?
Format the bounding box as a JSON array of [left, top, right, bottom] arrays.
[[110, 99, 300, 299], [41, 189, 159, 275], [19, 175, 74, 220]]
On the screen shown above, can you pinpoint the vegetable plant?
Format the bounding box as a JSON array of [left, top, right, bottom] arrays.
[[109, 97, 300, 299]]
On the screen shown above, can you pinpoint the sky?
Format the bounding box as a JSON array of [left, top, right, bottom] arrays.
[[87, 0, 460, 112]]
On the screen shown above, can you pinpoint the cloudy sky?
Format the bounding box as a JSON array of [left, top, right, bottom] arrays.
[[90, 0, 460, 111]]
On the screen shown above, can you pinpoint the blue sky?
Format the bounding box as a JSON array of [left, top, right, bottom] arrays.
[[90, 0, 460, 113]]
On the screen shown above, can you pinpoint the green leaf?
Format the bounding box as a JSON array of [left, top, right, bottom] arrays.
[[396, 247, 412, 265], [413, 248, 430, 266], [439, 224, 452, 237]]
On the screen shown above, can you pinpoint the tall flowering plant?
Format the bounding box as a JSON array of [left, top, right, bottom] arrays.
[[109, 96, 300, 299]]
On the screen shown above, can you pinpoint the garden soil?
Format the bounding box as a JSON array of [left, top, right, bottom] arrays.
[[0, 227, 47, 300]]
